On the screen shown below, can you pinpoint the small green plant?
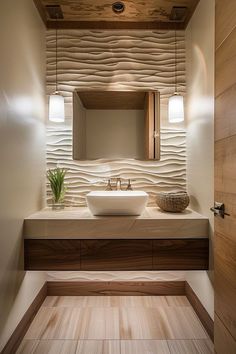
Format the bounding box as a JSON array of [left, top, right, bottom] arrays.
[[47, 167, 67, 203]]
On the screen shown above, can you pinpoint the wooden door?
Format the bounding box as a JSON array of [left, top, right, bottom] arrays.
[[214, 0, 236, 352]]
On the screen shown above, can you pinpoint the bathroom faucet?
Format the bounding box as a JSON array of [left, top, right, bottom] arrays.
[[105, 178, 134, 191]]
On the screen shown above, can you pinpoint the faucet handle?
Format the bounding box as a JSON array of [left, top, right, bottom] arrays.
[[126, 179, 136, 191], [105, 179, 113, 191]]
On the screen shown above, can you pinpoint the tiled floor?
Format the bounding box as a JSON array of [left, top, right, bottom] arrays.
[[17, 296, 214, 353]]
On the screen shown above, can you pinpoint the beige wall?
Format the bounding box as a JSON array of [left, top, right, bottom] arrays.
[[0, 0, 46, 349], [185, 0, 215, 318]]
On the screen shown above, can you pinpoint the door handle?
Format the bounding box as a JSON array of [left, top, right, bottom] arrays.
[[210, 202, 230, 218]]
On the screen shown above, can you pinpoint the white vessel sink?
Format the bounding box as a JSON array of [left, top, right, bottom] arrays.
[[86, 191, 148, 216]]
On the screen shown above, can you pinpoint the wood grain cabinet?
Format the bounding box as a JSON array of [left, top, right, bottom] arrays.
[[80, 240, 152, 270], [24, 240, 81, 270], [153, 239, 209, 270], [24, 238, 209, 271]]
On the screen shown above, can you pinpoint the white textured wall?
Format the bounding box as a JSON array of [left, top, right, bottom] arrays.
[[47, 127, 186, 205], [185, 0, 215, 318], [46, 30, 187, 205], [0, 0, 46, 349]]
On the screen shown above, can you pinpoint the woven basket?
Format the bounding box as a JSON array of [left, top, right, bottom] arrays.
[[156, 191, 190, 212]]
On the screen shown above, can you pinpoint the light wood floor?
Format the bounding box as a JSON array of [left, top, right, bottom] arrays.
[[17, 296, 214, 354]]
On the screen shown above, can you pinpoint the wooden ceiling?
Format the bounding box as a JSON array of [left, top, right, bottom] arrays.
[[34, 0, 199, 30]]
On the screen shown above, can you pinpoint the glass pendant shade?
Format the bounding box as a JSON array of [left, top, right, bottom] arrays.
[[49, 93, 65, 122], [168, 93, 184, 123]]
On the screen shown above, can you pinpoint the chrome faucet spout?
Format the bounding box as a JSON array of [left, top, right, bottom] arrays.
[[116, 178, 122, 191]]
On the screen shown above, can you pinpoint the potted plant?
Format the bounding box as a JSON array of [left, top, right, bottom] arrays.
[[47, 167, 67, 209]]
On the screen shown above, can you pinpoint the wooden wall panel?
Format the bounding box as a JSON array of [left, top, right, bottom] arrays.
[[153, 239, 209, 270], [215, 0, 236, 49], [215, 27, 236, 98], [215, 0, 236, 350], [214, 191, 236, 240], [46, 30, 186, 207], [215, 136, 236, 195], [215, 232, 236, 340], [214, 315, 236, 354], [215, 83, 236, 141]]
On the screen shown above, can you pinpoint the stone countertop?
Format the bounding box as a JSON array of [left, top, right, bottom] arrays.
[[24, 207, 209, 239]]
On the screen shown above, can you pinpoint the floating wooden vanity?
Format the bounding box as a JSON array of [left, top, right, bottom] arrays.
[[24, 207, 209, 271]]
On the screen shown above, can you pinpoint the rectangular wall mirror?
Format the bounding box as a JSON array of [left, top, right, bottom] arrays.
[[73, 90, 160, 160]]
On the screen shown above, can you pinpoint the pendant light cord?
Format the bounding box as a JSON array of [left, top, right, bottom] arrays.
[[175, 29, 177, 93], [55, 15, 58, 92]]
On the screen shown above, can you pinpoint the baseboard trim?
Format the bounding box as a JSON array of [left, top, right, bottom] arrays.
[[1, 283, 47, 354], [185, 281, 214, 341], [47, 280, 186, 296], [1, 280, 214, 353]]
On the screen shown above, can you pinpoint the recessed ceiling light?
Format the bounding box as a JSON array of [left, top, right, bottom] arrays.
[[112, 2, 125, 14]]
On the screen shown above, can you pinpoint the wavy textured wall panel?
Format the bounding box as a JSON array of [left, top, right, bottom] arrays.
[[47, 127, 186, 206], [46, 30, 185, 103], [46, 30, 186, 206], [47, 271, 186, 282]]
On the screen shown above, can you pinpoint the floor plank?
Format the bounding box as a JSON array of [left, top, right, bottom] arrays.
[[161, 307, 208, 339], [77, 308, 120, 339], [168, 339, 214, 354], [121, 340, 170, 354], [120, 307, 168, 339], [40, 308, 82, 340], [120, 307, 207, 340], [76, 340, 120, 354], [34, 340, 77, 354], [16, 339, 39, 354], [165, 296, 191, 307]]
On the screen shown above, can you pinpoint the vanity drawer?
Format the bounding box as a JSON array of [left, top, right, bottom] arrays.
[[153, 239, 209, 270], [80, 240, 152, 270], [24, 239, 81, 270], [24, 238, 209, 271]]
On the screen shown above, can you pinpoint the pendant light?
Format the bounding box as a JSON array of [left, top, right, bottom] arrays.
[[49, 16, 65, 122], [168, 29, 184, 123]]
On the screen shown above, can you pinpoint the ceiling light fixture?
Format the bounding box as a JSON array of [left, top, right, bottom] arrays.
[[168, 29, 184, 123], [112, 2, 125, 14], [48, 14, 65, 123]]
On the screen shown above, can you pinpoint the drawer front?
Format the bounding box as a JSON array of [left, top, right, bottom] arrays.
[[24, 239, 81, 270], [24, 238, 209, 271], [153, 239, 209, 270], [81, 240, 152, 270]]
